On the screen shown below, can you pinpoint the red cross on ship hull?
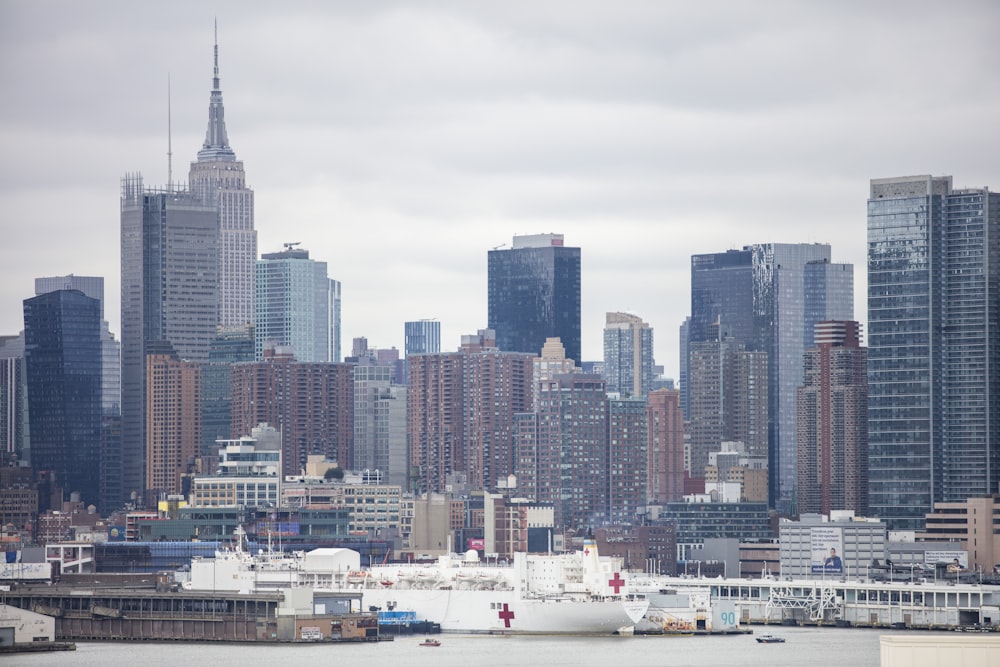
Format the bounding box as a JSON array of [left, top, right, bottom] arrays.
[[498, 603, 515, 628]]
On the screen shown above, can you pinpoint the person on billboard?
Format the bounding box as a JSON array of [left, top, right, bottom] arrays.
[[824, 548, 843, 570]]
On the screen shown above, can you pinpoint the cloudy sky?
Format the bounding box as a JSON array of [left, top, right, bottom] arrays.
[[1, 1, 998, 376]]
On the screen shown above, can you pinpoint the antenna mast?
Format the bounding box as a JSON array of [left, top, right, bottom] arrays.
[[167, 73, 173, 191]]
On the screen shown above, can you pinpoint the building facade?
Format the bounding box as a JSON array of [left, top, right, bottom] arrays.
[[190, 423, 281, 508], [144, 345, 201, 504], [797, 321, 868, 516], [255, 246, 338, 363], [0, 336, 27, 465], [404, 320, 440, 357], [867, 175, 1000, 529], [231, 348, 354, 477], [34, 275, 120, 417], [23, 290, 103, 509], [488, 233, 581, 364], [403, 319, 441, 385], [687, 336, 768, 479], [607, 397, 647, 524], [406, 330, 533, 495], [689, 244, 853, 509], [778, 514, 886, 580], [646, 388, 685, 505], [532, 373, 608, 529], [603, 312, 654, 399], [187, 32, 256, 332], [915, 497, 1000, 573], [201, 327, 255, 454], [120, 175, 219, 508], [353, 364, 408, 488]]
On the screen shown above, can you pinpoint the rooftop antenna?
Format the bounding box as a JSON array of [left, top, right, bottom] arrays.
[[213, 18, 220, 92], [167, 72, 173, 191]]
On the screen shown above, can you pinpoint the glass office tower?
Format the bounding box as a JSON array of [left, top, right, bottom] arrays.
[[868, 175, 1000, 530], [488, 234, 581, 364], [23, 290, 102, 508], [689, 244, 852, 508]]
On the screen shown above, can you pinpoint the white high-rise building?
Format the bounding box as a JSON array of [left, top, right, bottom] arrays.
[[188, 27, 256, 332], [255, 245, 339, 362], [602, 312, 654, 399]]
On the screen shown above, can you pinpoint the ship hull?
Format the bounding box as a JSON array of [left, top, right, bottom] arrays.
[[360, 587, 647, 634]]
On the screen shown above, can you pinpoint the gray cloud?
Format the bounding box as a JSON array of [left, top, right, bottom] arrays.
[[2, 0, 998, 375]]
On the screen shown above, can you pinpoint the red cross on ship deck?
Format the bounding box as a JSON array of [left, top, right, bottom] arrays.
[[498, 603, 515, 627], [608, 572, 625, 594]]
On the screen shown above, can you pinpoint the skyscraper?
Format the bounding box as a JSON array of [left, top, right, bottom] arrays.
[[353, 364, 408, 486], [488, 233, 581, 364], [404, 320, 441, 356], [23, 290, 102, 508], [145, 343, 201, 504], [687, 336, 768, 480], [403, 320, 440, 385], [120, 175, 219, 507], [255, 245, 339, 362], [867, 175, 1000, 530], [797, 321, 868, 516], [230, 348, 354, 476], [533, 372, 608, 529], [407, 330, 533, 494], [188, 28, 256, 332], [201, 327, 254, 453], [608, 397, 647, 524], [35, 275, 120, 417], [689, 244, 853, 508], [603, 312, 654, 399], [646, 388, 685, 504], [0, 335, 28, 465]]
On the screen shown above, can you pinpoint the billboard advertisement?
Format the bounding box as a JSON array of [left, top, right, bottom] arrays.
[[924, 550, 968, 571], [810, 526, 844, 574], [469, 538, 485, 551]]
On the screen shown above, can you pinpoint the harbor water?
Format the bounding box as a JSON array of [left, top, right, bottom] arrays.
[[3, 626, 946, 666]]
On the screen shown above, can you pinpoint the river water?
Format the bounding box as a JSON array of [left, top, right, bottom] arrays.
[[6, 626, 944, 666]]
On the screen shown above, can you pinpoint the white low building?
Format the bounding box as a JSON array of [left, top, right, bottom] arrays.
[[0, 604, 56, 645]]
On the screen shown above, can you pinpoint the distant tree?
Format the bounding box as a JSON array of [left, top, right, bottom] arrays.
[[324, 467, 344, 481]]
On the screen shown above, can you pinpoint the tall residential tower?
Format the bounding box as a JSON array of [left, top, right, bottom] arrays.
[[602, 312, 654, 399], [255, 245, 339, 363], [867, 175, 999, 530]]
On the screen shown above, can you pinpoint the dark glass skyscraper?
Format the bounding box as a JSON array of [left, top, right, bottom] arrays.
[[867, 175, 1000, 530], [23, 289, 102, 508], [689, 244, 853, 509], [488, 234, 581, 363]]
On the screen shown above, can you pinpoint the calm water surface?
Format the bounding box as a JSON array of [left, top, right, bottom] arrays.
[[6, 627, 943, 666]]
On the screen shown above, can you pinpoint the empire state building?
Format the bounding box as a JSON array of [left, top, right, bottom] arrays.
[[189, 28, 257, 332]]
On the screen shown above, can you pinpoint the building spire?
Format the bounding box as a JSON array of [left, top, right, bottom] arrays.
[[198, 18, 235, 161]]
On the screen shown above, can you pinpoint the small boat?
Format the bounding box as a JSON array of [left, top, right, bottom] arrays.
[[755, 632, 785, 644], [419, 638, 442, 647]]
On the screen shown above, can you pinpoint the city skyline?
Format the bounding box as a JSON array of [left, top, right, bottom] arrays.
[[1, 3, 998, 375]]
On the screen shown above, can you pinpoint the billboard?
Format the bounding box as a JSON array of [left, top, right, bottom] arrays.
[[810, 526, 844, 574], [924, 550, 968, 570], [469, 538, 485, 551]]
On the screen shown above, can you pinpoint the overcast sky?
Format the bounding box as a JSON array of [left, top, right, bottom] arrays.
[[1, 1, 998, 376]]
